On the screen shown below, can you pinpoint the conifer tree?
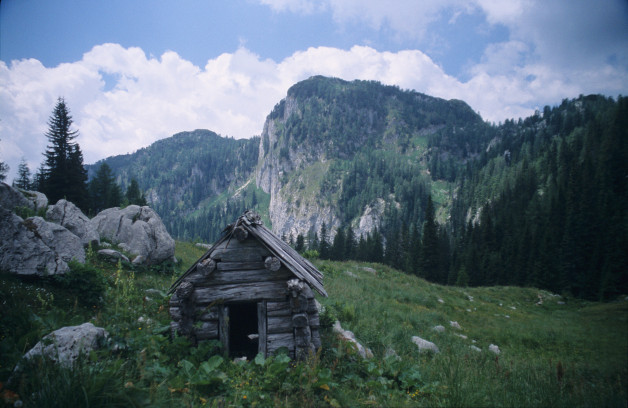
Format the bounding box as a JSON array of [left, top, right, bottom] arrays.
[[41, 98, 88, 209], [318, 222, 331, 259], [89, 162, 122, 213], [419, 195, 440, 281], [125, 178, 147, 206], [13, 158, 32, 190]]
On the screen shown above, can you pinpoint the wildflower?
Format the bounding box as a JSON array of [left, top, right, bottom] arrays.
[[243, 395, 247, 399]]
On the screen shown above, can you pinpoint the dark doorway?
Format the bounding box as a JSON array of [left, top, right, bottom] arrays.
[[228, 303, 259, 360]]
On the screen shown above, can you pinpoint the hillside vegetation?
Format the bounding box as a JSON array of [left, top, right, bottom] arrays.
[[1, 242, 626, 407], [88, 77, 627, 301]]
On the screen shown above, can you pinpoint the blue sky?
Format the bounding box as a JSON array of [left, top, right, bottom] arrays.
[[1, 0, 627, 181]]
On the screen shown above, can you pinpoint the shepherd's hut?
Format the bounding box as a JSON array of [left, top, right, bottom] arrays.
[[168, 211, 327, 360]]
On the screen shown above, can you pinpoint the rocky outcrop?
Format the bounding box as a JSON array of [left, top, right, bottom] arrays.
[[89, 205, 175, 264], [256, 96, 341, 240], [0, 208, 85, 276], [46, 199, 100, 247], [0, 182, 33, 211], [21, 323, 108, 367]]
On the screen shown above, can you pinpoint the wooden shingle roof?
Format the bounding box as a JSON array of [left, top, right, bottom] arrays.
[[169, 210, 327, 297]]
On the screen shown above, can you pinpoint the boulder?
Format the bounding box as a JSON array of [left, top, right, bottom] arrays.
[[411, 336, 440, 353], [333, 321, 373, 358], [432, 325, 446, 333], [89, 205, 175, 264], [97, 249, 130, 264], [19, 189, 48, 210], [0, 208, 84, 276], [46, 199, 100, 247], [0, 182, 33, 211], [21, 323, 108, 367]]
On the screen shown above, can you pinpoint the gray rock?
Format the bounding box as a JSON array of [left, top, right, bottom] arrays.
[[89, 205, 175, 264], [432, 325, 446, 333], [0, 182, 33, 211], [46, 199, 100, 247], [450, 321, 462, 329], [489, 344, 501, 354], [0, 208, 84, 276], [132, 255, 146, 265], [470, 345, 482, 352], [97, 249, 130, 264], [21, 323, 108, 367], [333, 321, 373, 358], [411, 336, 440, 353], [19, 189, 48, 210]]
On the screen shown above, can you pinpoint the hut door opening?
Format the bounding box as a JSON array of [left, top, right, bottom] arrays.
[[228, 303, 259, 360]]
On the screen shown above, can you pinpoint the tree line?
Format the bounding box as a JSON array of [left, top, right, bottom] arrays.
[[7, 97, 146, 214]]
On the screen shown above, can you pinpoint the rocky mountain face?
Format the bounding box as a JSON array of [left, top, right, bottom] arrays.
[[256, 76, 482, 240]]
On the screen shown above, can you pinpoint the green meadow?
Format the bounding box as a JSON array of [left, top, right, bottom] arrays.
[[1, 241, 626, 407]]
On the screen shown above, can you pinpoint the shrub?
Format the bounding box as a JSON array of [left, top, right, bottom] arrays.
[[54, 261, 107, 306]]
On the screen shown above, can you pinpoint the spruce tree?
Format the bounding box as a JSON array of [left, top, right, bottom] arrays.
[[318, 222, 331, 260], [13, 158, 32, 190], [89, 162, 122, 213], [41, 98, 88, 208], [125, 179, 147, 206], [419, 195, 440, 281]]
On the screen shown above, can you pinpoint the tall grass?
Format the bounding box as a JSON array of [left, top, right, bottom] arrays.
[[1, 247, 626, 407]]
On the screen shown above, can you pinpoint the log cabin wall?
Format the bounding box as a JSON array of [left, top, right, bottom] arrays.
[[169, 234, 321, 359]]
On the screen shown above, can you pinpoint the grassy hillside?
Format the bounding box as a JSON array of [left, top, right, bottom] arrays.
[[1, 243, 626, 407]]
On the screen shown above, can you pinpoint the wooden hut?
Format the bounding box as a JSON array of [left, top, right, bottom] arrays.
[[168, 211, 327, 360]]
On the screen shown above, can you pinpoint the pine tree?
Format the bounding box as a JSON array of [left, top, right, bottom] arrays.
[[41, 98, 88, 208], [89, 162, 122, 213], [295, 234, 305, 252], [319, 222, 331, 260], [419, 195, 440, 281], [125, 178, 147, 206], [331, 227, 346, 260], [13, 158, 32, 190]]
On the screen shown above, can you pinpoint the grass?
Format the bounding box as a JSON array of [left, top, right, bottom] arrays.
[[1, 246, 626, 407]]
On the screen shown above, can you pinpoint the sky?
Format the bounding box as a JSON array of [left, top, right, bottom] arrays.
[[1, 0, 627, 181]]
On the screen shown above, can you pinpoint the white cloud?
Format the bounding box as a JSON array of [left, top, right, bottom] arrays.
[[1, 41, 627, 182]]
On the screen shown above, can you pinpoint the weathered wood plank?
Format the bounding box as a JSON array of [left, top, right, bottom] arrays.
[[169, 307, 182, 321], [267, 315, 293, 334], [267, 301, 291, 317], [211, 247, 270, 262], [311, 328, 321, 349], [267, 332, 294, 354], [217, 261, 265, 271], [258, 301, 267, 356], [194, 281, 288, 304], [308, 313, 320, 328], [214, 236, 260, 249], [195, 321, 219, 340], [193, 268, 293, 287], [219, 305, 229, 356]]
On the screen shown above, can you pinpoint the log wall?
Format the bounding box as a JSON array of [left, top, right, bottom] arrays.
[[169, 235, 321, 358]]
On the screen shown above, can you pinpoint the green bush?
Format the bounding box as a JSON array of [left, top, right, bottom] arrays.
[[54, 260, 107, 306]]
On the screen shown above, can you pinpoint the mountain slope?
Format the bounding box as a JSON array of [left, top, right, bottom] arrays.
[[88, 129, 266, 242], [256, 76, 486, 241]]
